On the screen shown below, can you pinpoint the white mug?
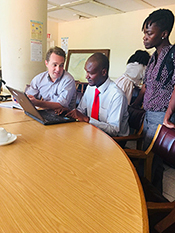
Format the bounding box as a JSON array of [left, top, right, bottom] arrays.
[[0, 127, 12, 143]]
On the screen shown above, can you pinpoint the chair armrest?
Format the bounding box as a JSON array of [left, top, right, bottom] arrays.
[[124, 148, 147, 159], [147, 202, 175, 212], [112, 134, 143, 142], [154, 206, 175, 232], [124, 149, 154, 182]]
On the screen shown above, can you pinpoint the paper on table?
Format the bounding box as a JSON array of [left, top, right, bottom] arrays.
[[0, 101, 23, 110]]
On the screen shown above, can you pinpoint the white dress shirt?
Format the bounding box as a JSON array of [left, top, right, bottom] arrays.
[[77, 78, 129, 137]]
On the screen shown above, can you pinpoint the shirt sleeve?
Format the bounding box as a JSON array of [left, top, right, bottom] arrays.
[[25, 76, 41, 99], [89, 93, 129, 137], [54, 77, 76, 109]]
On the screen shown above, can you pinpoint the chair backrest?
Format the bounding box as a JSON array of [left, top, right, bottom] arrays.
[[76, 91, 83, 107], [75, 82, 88, 107], [130, 86, 141, 104], [128, 105, 145, 131], [76, 82, 88, 94], [152, 124, 175, 168]]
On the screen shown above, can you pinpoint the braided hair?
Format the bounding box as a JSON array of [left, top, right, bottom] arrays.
[[142, 9, 174, 36]]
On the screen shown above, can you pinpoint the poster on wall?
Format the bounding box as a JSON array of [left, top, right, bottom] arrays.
[[31, 41, 42, 62], [30, 20, 43, 41], [61, 37, 69, 54], [30, 20, 43, 62]]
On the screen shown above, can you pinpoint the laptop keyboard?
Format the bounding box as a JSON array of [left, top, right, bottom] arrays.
[[39, 110, 66, 121]]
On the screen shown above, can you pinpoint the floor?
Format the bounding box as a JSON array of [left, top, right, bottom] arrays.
[[125, 141, 175, 202], [163, 164, 175, 202]]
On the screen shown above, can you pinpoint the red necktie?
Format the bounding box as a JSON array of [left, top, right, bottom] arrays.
[[91, 88, 100, 120]]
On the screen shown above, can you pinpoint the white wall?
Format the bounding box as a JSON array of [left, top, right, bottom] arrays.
[[0, 44, 1, 69], [48, 4, 175, 81], [47, 20, 59, 50], [0, 0, 47, 90]]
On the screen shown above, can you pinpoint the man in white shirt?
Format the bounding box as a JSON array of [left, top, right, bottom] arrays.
[[66, 53, 129, 137], [26, 46, 76, 114]]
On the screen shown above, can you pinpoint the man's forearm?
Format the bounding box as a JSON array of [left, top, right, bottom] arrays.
[[35, 99, 63, 110]]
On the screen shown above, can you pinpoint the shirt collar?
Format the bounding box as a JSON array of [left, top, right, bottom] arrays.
[[47, 70, 65, 83], [97, 77, 110, 94]]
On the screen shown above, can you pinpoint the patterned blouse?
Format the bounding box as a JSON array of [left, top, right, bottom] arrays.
[[143, 45, 175, 112]]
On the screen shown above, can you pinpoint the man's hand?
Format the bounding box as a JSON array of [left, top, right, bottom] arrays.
[[27, 95, 39, 105], [66, 109, 90, 123], [55, 106, 70, 115]]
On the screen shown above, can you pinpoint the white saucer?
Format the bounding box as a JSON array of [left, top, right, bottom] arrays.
[[0, 134, 17, 146]]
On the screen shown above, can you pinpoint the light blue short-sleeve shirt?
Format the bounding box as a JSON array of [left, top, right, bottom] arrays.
[[26, 70, 76, 110]]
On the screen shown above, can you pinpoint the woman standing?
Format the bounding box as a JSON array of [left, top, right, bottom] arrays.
[[133, 9, 175, 192]]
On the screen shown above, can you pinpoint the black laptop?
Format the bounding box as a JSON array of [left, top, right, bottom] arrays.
[[6, 86, 76, 125]]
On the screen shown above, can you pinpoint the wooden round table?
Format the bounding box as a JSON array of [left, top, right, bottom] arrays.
[[0, 108, 148, 232]]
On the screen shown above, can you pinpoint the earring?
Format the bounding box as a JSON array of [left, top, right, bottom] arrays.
[[162, 37, 165, 40]]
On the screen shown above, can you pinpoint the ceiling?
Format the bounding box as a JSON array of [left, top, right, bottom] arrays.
[[47, 0, 175, 22]]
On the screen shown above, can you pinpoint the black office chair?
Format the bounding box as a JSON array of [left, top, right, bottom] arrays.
[[112, 105, 145, 149], [75, 81, 88, 107]]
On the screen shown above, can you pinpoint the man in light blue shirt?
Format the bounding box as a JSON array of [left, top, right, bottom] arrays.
[[26, 46, 76, 114], [66, 53, 129, 137]]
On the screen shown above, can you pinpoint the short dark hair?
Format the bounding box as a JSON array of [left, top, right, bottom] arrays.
[[142, 9, 174, 36], [46, 46, 66, 62], [88, 52, 109, 75], [127, 50, 150, 66]]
